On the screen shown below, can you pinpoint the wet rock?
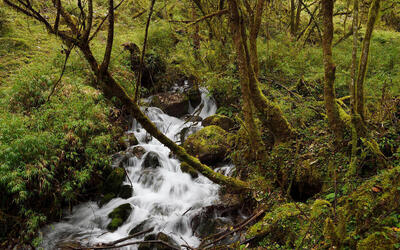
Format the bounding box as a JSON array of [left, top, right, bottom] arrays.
[[151, 92, 189, 117], [129, 219, 154, 235], [99, 193, 116, 207], [184, 125, 229, 166], [180, 162, 199, 179], [202, 114, 236, 132], [107, 203, 132, 232], [187, 87, 202, 108], [138, 232, 180, 250], [104, 168, 126, 194], [119, 185, 133, 199], [128, 146, 146, 159], [142, 152, 161, 169], [144, 133, 153, 143]]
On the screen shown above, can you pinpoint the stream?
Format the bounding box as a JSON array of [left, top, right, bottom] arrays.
[[39, 87, 235, 249]]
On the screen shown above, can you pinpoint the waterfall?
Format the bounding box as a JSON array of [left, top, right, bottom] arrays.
[[40, 88, 233, 249]]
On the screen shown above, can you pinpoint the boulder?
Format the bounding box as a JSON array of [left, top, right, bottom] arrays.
[[182, 114, 203, 123], [104, 168, 126, 194], [151, 92, 189, 117], [184, 125, 229, 166], [138, 232, 180, 250], [142, 152, 161, 169], [119, 185, 133, 199], [107, 203, 132, 231], [202, 114, 235, 132]]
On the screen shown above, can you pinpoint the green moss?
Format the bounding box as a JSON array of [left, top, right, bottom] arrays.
[[107, 203, 132, 231], [202, 114, 236, 131], [104, 168, 126, 194], [184, 125, 229, 165]]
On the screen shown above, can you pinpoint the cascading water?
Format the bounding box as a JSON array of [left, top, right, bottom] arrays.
[[40, 88, 233, 249]]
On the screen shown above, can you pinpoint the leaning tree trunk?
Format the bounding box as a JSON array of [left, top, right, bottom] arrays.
[[356, 0, 381, 120], [321, 0, 346, 139]]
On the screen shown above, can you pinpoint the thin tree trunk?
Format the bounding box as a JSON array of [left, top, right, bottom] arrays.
[[294, 0, 302, 35], [290, 0, 296, 35], [321, 0, 346, 139], [356, 0, 381, 120]]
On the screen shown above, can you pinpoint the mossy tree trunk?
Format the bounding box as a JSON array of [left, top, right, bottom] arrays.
[[356, 0, 381, 120], [3, 0, 249, 192], [228, 0, 295, 145], [321, 0, 347, 140], [229, 0, 265, 160]]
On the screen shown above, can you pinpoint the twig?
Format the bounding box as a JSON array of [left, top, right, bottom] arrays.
[[47, 45, 74, 102]]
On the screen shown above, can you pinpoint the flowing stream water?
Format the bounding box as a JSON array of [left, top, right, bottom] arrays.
[[40, 88, 233, 249]]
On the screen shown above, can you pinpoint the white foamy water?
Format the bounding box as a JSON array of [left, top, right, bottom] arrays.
[[39, 88, 231, 249]]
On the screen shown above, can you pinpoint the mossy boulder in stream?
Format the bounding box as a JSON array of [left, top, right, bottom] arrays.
[[202, 114, 235, 132], [104, 167, 126, 194], [107, 203, 132, 231], [184, 125, 229, 166], [151, 92, 189, 117], [99, 193, 116, 207]]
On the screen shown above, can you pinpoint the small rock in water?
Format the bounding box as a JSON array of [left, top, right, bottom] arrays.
[[128, 146, 146, 159], [142, 152, 161, 169], [119, 185, 133, 199]]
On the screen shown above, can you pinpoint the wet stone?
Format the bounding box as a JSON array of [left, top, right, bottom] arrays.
[[119, 185, 133, 199], [142, 152, 161, 169], [99, 193, 116, 207], [138, 232, 180, 250]]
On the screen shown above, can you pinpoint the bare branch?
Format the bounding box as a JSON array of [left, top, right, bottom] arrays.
[[100, 0, 115, 74]]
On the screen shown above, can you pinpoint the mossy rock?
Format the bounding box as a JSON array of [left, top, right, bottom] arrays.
[[104, 168, 126, 194], [107, 203, 132, 231], [99, 193, 116, 207], [142, 152, 161, 169], [184, 125, 229, 166], [119, 185, 133, 199], [202, 114, 235, 132], [246, 203, 307, 248], [180, 162, 199, 179]]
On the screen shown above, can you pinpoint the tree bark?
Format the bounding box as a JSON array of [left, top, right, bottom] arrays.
[[356, 0, 381, 120], [321, 0, 346, 139]]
